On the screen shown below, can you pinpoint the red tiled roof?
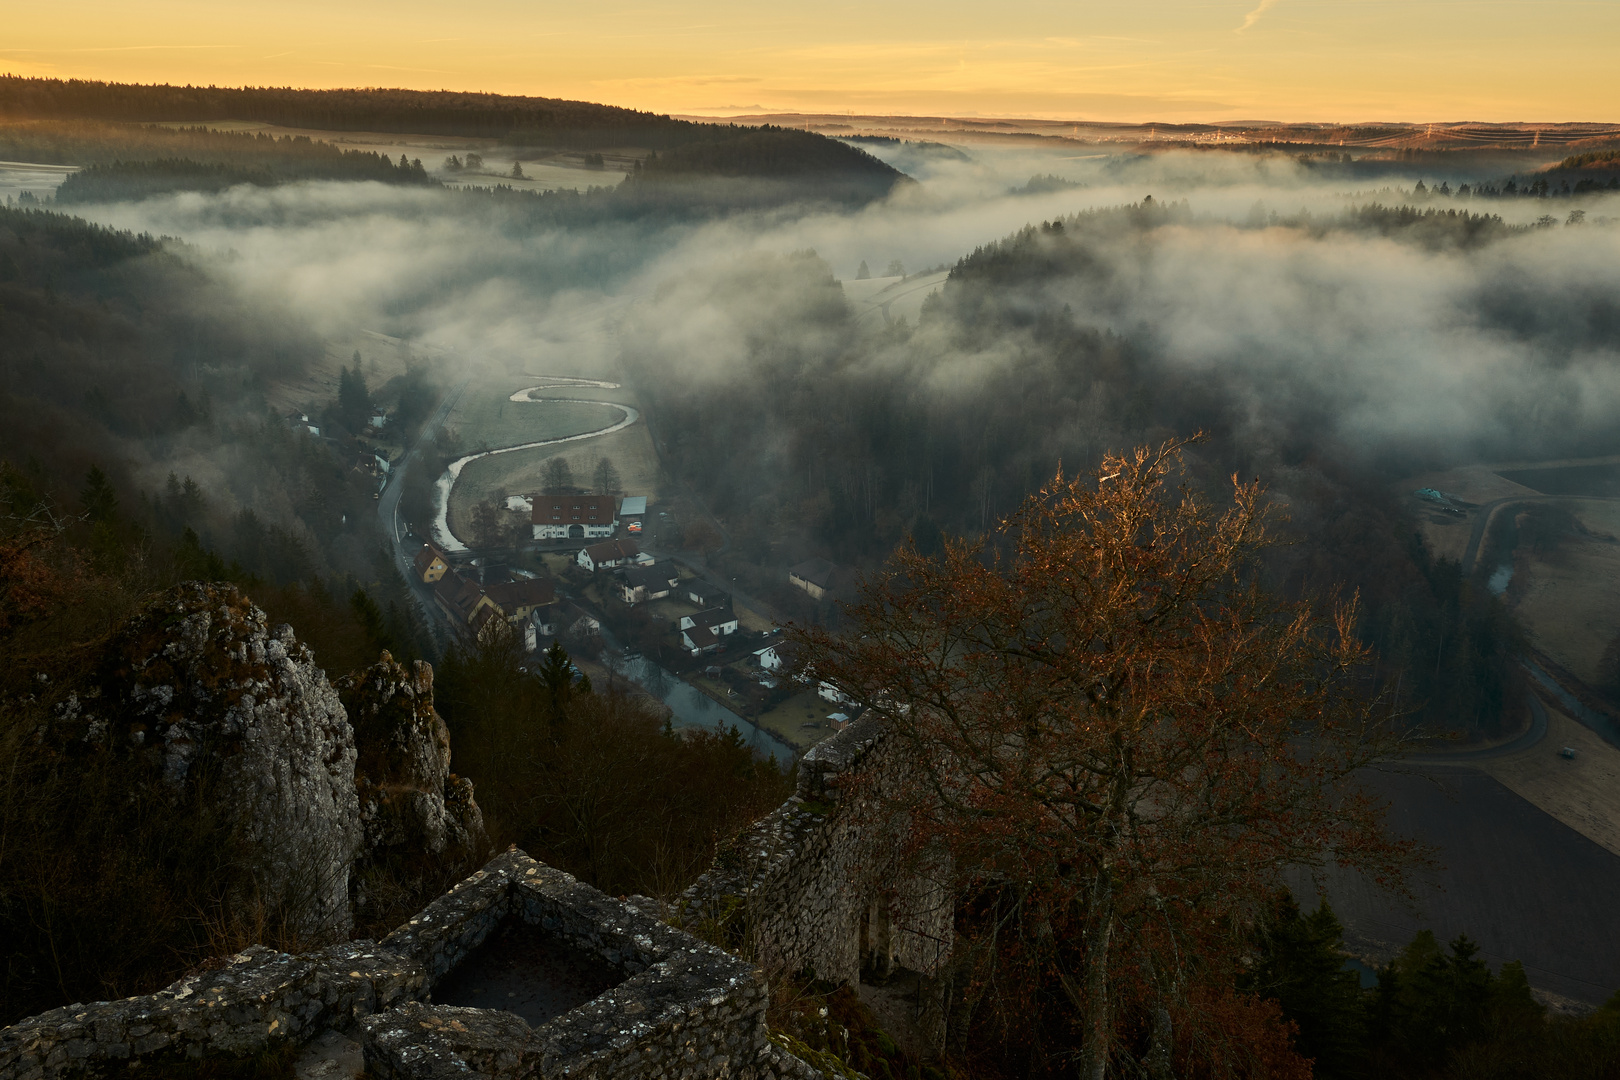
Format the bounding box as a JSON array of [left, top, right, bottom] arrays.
[[532, 494, 616, 525], [484, 577, 556, 613], [584, 538, 638, 564]]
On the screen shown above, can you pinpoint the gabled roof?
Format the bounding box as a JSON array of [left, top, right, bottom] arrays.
[[584, 538, 639, 564], [485, 577, 556, 613], [622, 563, 675, 590], [432, 571, 487, 623], [533, 493, 616, 525], [412, 542, 448, 576], [683, 624, 719, 650], [687, 607, 735, 630], [789, 557, 837, 589]]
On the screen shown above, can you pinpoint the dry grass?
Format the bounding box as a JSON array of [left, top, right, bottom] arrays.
[[1396, 464, 1542, 563], [1480, 699, 1620, 858], [751, 688, 839, 752], [1509, 502, 1620, 685], [264, 331, 417, 415]]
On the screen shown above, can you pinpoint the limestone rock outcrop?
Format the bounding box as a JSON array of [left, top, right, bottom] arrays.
[[64, 581, 362, 941], [337, 652, 486, 863]]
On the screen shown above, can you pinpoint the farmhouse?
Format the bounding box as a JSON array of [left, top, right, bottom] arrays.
[[432, 571, 497, 629], [531, 493, 618, 540], [412, 542, 451, 583], [484, 577, 557, 624], [681, 608, 740, 656], [618, 563, 678, 605], [788, 557, 837, 600], [577, 538, 643, 572]]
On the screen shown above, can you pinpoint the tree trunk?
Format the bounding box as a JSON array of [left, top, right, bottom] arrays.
[[1080, 872, 1115, 1080]]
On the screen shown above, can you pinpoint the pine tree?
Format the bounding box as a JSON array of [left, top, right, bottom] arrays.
[[80, 465, 118, 523]]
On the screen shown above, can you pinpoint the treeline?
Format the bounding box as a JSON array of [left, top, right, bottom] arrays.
[[1, 119, 426, 175], [1252, 897, 1620, 1079], [2, 76, 811, 152], [54, 154, 432, 203]]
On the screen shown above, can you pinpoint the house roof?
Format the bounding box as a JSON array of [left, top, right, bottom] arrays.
[[683, 624, 719, 650], [756, 639, 804, 669], [432, 571, 487, 622], [686, 580, 728, 604], [484, 577, 556, 614], [687, 607, 735, 630], [412, 542, 448, 576], [533, 494, 616, 526], [622, 563, 674, 590], [789, 557, 837, 589], [618, 495, 648, 516], [584, 538, 639, 564]]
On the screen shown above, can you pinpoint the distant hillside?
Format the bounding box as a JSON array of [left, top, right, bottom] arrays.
[[619, 128, 905, 207], [2, 76, 706, 149]]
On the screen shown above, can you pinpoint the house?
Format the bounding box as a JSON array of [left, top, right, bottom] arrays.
[[685, 579, 729, 609], [788, 558, 837, 600], [826, 712, 851, 732], [819, 681, 854, 706], [680, 608, 740, 655], [619, 563, 678, 605], [412, 542, 451, 583], [485, 577, 557, 624], [755, 639, 803, 675], [681, 623, 722, 655], [578, 539, 642, 572], [369, 411, 388, 429], [284, 409, 321, 437], [679, 607, 739, 637], [433, 571, 497, 628], [533, 493, 618, 540]]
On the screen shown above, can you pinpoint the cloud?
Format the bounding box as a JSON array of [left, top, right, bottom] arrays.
[[1237, 0, 1283, 32]]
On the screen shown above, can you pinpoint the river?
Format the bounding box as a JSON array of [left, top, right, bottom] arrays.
[[602, 653, 799, 765]]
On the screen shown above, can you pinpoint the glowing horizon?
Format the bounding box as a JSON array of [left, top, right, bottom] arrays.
[[4, 1, 1617, 125]]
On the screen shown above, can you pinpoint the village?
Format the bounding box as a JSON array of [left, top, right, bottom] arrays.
[[409, 490, 855, 758]]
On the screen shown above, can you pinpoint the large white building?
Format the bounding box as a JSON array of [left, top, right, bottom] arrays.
[[531, 494, 617, 540]]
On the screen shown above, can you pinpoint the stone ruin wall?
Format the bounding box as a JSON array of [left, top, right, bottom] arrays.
[[679, 712, 953, 996], [0, 647, 944, 1079]]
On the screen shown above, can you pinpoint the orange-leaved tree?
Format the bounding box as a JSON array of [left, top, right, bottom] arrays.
[[795, 439, 1413, 1079]]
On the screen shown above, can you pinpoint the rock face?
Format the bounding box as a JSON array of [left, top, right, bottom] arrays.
[[75, 582, 362, 941], [336, 653, 485, 862]]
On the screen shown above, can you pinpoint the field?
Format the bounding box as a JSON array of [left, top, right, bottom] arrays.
[[265, 330, 419, 416], [1508, 501, 1620, 685], [1481, 701, 1620, 857], [442, 373, 661, 542], [1301, 764, 1620, 1007], [750, 688, 842, 752]]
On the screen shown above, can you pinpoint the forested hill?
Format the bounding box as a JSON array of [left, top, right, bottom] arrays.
[[4, 76, 707, 148]]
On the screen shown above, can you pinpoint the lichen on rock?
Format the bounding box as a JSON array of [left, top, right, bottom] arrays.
[[83, 581, 363, 941], [337, 652, 486, 862]]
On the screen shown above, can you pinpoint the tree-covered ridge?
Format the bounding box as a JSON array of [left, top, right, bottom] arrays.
[[0, 75, 681, 140], [636, 126, 902, 181], [54, 155, 432, 203]]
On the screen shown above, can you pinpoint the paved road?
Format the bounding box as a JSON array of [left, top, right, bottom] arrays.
[[378, 376, 470, 643], [1402, 692, 1549, 767], [1461, 494, 1619, 572]]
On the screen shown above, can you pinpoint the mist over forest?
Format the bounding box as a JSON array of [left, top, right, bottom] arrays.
[[4, 78, 1620, 1077]]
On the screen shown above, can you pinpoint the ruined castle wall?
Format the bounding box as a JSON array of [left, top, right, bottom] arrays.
[[679, 713, 952, 988]]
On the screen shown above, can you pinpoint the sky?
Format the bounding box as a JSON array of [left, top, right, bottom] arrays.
[[4, 0, 1618, 123]]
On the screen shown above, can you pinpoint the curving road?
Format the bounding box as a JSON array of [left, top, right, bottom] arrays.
[[430, 397, 641, 553], [1461, 494, 1620, 572]]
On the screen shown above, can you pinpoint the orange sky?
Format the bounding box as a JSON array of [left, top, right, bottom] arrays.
[[4, 1, 1617, 122]]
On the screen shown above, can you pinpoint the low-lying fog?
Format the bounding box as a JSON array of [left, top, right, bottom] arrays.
[[59, 141, 1620, 468]]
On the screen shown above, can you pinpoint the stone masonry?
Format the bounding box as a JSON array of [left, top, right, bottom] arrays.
[[1, 673, 940, 1079]]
